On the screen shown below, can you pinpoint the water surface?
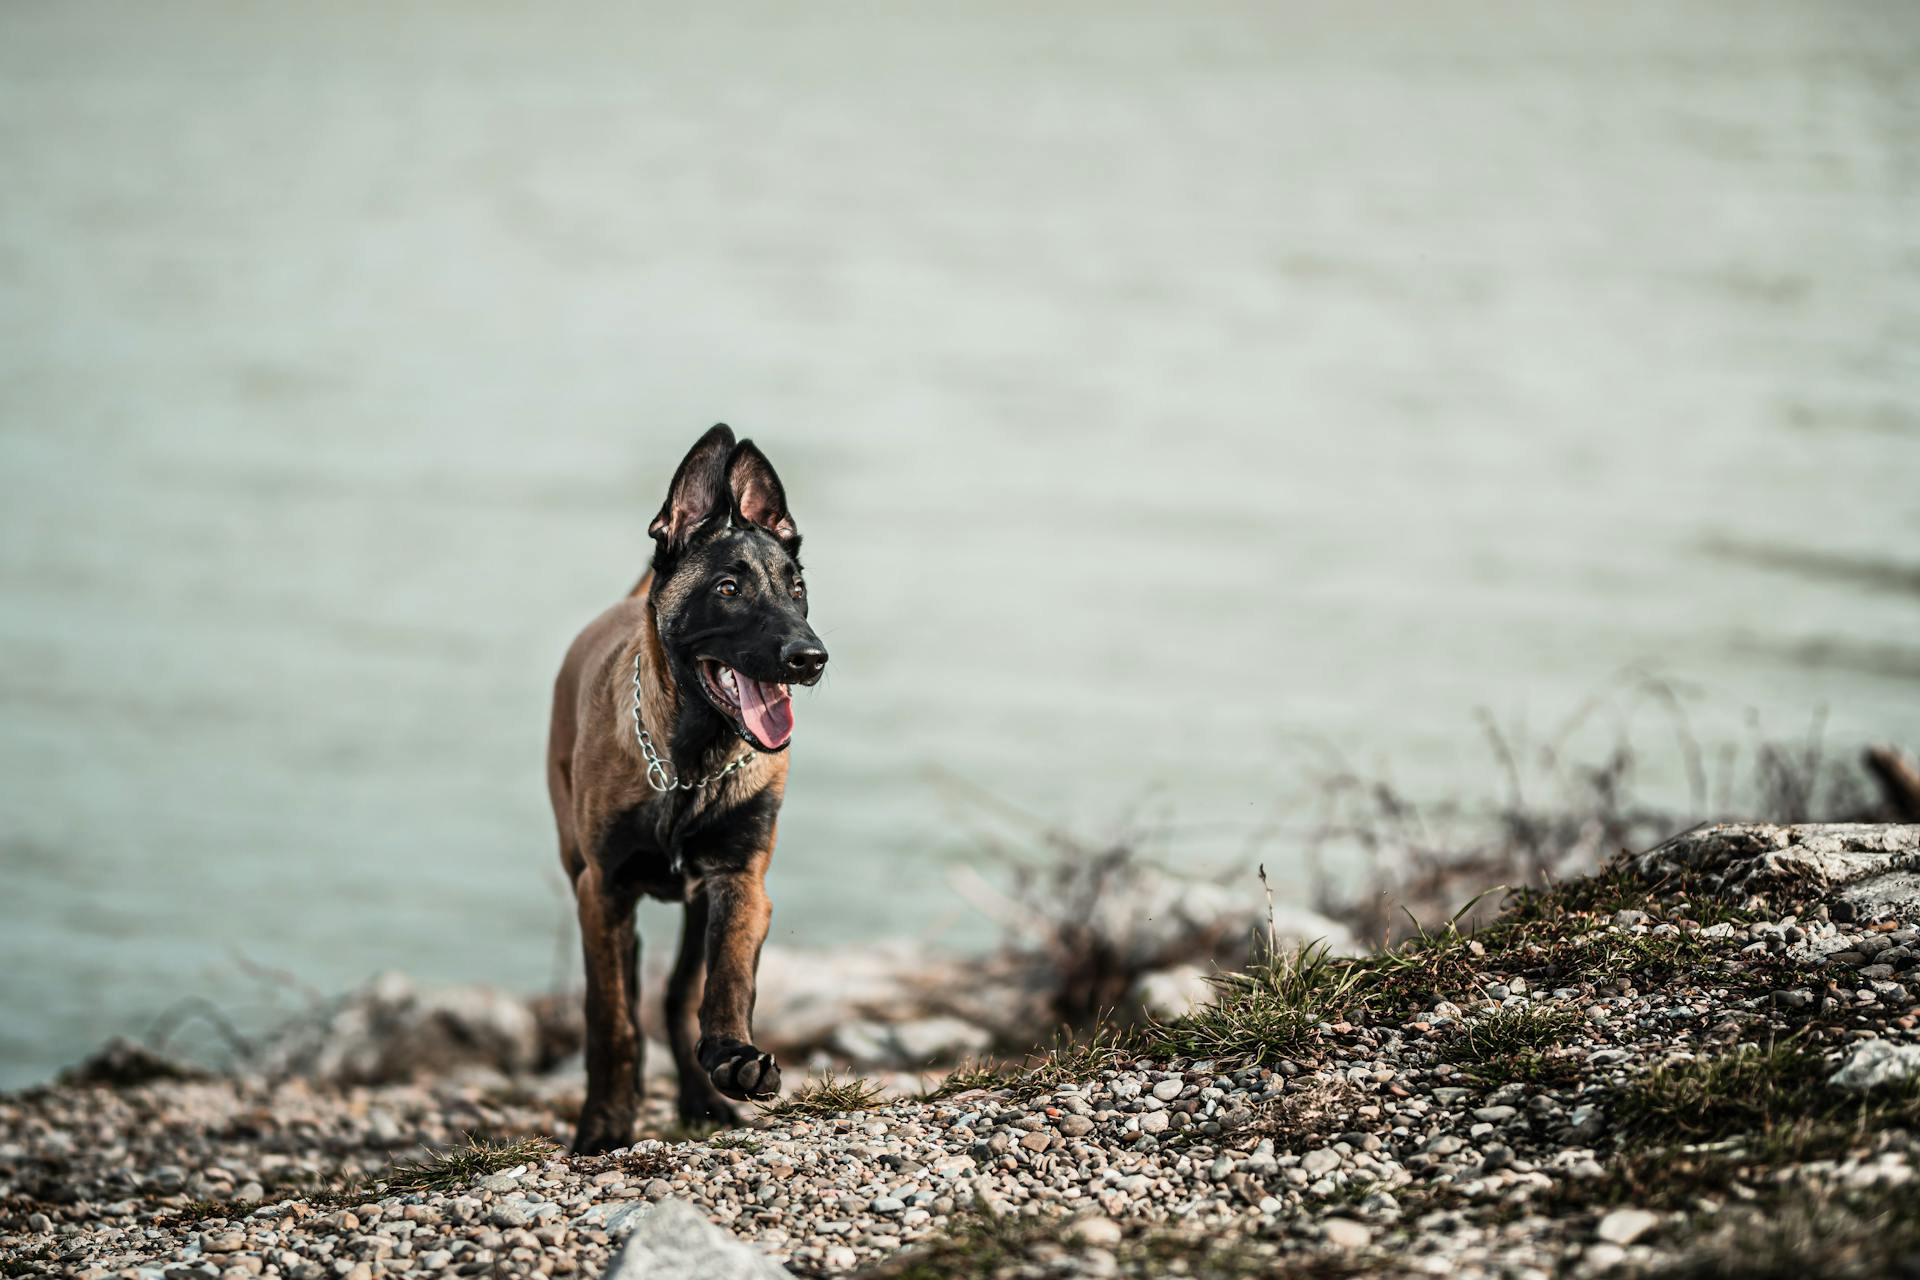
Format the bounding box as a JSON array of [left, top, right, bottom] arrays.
[[2, 0, 1917, 1086]]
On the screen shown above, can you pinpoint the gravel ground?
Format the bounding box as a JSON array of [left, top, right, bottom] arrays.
[[6, 825, 1920, 1280]]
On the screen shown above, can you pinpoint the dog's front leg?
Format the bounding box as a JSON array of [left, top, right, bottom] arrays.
[[572, 864, 643, 1154], [694, 865, 782, 1102]]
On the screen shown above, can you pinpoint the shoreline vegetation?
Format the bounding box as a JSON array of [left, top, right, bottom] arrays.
[[4, 741, 1920, 1279]]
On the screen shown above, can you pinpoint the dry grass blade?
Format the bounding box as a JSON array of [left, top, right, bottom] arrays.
[[760, 1073, 885, 1119], [1010, 1025, 1137, 1098], [926, 1059, 1014, 1100], [378, 1135, 557, 1196]]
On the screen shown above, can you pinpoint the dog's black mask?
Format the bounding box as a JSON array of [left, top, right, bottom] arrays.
[[647, 425, 825, 753]]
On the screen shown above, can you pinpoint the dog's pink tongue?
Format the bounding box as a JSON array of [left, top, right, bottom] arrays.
[[734, 671, 794, 749]]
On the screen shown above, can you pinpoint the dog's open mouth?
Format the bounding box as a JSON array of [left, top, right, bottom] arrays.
[[698, 659, 794, 751]]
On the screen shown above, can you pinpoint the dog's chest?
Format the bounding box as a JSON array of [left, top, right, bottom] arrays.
[[597, 798, 688, 900]]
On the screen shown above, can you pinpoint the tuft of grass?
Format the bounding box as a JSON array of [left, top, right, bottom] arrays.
[[1145, 942, 1361, 1065], [159, 1197, 236, 1225], [924, 1028, 1136, 1102], [1010, 1025, 1138, 1099], [760, 1073, 885, 1119], [707, 1130, 762, 1153], [1454, 1005, 1584, 1055], [1574, 929, 1715, 986], [926, 1059, 1013, 1100], [1449, 1006, 1586, 1085], [379, 1135, 558, 1196]]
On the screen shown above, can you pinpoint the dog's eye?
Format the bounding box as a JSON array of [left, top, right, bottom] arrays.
[[716, 579, 738, 598], [791, 578, 806, 599]]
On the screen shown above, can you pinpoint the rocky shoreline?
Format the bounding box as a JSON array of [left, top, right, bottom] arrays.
[[6, 823, 1920, 1279]]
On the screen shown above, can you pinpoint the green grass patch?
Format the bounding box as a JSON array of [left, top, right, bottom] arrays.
[[1009, 1026, 1138, 1099], [1448, 1006, 1586, 1085], [1140, 867, 1753, 1071], [1573, 930, 1715, 986], [1607, 1041, 1920, 1147], [1145, 942, 1361, 1066], [706, 1130, 762, 1153], [760, 1073, 885, 1119], [1617, 1041, 1920, 1147]]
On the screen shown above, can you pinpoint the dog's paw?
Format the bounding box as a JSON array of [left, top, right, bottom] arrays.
[[698, 1036, 782, 1102], [572, 1111, 636, 1156]]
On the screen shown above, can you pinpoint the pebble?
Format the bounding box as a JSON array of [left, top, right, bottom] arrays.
[[1596, 1207, 1661, 1245], [1300, 1148, 1343, 1177], [1323, 1218, 1371, 1249], [1068, 1217, 1124, 1246]]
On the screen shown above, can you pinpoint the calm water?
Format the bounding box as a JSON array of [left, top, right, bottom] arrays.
[[2, 1, 1917, 1087]]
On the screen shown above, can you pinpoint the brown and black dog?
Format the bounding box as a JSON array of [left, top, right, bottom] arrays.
[[547, 425, 827, 1153]]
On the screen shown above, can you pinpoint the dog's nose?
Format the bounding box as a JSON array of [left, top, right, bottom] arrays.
[[782, 643, 828, 682]]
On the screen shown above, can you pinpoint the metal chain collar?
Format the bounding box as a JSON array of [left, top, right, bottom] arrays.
[[631, 649, 752, 793]]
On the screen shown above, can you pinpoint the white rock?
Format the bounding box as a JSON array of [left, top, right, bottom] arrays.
[[253, 972, 542, 1084], [1595, 1208, 1660, 1245], [573, 1202, 651, 1237], [1829, 1039, 1920, 1090], [1300, 1148, 1342, 1177], [892, 1016, 994, 1065], [1632, 823, 1920, 918], [753, 941, 970, 1049], [1323, 1218, 1371, 1248], [603, 1199, 790, 1279], [1133, 966, 1216, 1021], [1579, 1243, 1628, 1274], [830, 1016, 992, 1068], [1067, 1217, 1123, 1246]]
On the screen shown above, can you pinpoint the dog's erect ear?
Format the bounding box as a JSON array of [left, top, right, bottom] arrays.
[[727, 440, 798, 546], [649, 424, 737, 547]]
